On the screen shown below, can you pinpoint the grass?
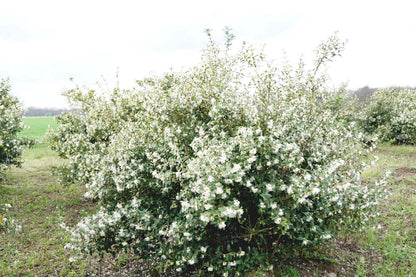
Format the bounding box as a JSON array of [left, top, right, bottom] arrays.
[[1, 121, 416, 276], [0, 145, 95, 276], [19, 117, 58, 143], [354, 144, 416, 276]]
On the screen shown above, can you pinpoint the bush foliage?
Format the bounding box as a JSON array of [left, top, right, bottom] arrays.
[[0, 78, 32, 233], [0, 79, 31, 177], [358, 88, 416, 144], [49, 32, 387, 276]]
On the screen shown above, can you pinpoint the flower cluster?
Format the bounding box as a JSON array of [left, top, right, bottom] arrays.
[[0, 203, 21, 234], [49, 32, 387, 276]]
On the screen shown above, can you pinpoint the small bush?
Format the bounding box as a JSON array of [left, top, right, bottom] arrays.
[[1, 78, 34, 233], [0, 78, 34, 180], [359, 88, 416, 144], [50, 32, 387, 276]]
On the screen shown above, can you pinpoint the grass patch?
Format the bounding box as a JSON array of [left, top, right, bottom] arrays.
[[354, 153, 416, 276], [19, 117, 58, 143], [0, 142, 415, 276], [361, 143, 416, 179], [0, 145, 97, 276]]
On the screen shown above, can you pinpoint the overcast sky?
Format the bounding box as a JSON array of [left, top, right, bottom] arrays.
[[1, 0, 415, 108]]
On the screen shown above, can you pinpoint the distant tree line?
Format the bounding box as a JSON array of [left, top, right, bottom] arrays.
[[25, 107, 72, 117], [351, 86, 416, 103]]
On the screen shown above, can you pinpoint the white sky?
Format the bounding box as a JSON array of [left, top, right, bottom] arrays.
[[1, 0, 415, 108]]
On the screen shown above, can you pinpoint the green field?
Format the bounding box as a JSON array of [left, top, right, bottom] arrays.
[[1, 120, 416, 276], [19, 117, 58, 143]]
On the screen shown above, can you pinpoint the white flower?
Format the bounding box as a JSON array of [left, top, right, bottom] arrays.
[[15, 225, 22, 232], [218, 221, 226, 229], [247, 156, 256, 163], [200, 214, 210, 222], [321, 234, 332, 240], [311, 187, 320, 194], [231, 163, 241, 173], [215, 186, 224, 195], [219, 152, 227, 163], [181, 200, 191, 210], [331, 195, 339, 202], [119, 228, 125, 237], [113, 211, 121, 221]]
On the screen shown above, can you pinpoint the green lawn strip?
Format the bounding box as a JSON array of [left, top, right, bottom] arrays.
[[377, 143, 416, 155], [362, 143, 416, 180], [19, 117, 58, 143]]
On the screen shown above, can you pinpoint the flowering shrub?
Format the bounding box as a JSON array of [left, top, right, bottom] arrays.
[[0, 78, 34, 180], [50, 32, 387, 276], [358, 88, 416, 144], [1, 78, 33, 233]]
